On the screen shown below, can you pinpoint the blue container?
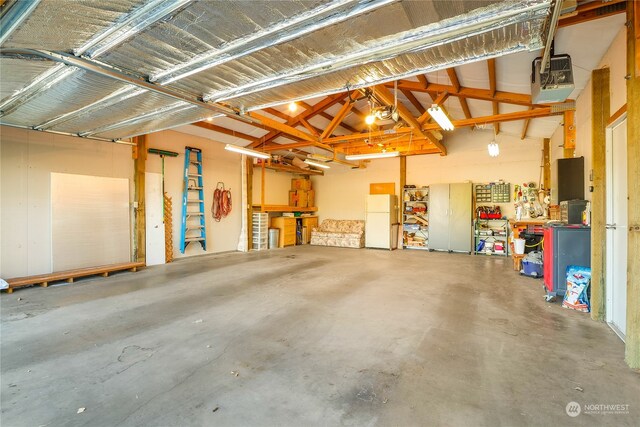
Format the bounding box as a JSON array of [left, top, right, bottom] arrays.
[[522, 260, 543, 277]]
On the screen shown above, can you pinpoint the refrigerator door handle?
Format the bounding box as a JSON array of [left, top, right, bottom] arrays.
[[605, 223, 617, 229]]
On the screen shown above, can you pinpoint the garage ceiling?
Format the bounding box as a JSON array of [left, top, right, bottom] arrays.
[[0, 0, 627, 159]]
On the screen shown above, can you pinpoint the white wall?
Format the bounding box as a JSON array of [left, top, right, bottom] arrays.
[[313, 129, 542, 221], [252, 168, 291, 206], [549, 26, 627, 202], [146, 130, 242, 258], [0, 126, 134, 278]]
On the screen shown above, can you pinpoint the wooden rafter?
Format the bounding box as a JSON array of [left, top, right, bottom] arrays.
[[261, 140, 333, 152], [400, 88, 426, 115], [558, 0, 625, 28], [386, 80, 534, 107], [193, 121, 260, 143], [422, 107, 561, 131], [251, 92, 346, 147], [246, 111, 317, 143], [520, 107, 533, 140], [487, 58, 499, 134], [446, 67, 473, 120], [373, 84, 447, 155], [299, 117, 320, 136], [321, 100, 354, 139]]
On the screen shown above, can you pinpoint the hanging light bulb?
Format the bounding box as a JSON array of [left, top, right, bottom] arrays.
[[488, 141, 500, 157], [365, 114, 376, 125], [288, 102, 298, 113]]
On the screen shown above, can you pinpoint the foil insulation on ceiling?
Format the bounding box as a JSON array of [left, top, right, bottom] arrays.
[[0, 0, 552, 141]]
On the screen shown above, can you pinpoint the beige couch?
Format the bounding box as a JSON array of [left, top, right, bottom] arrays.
[[310, 219, 365, 248]]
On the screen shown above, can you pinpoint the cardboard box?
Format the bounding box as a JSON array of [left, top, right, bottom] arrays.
[[291, 178, 311, 191], [289, 191, 298, 206], [297, 190, 308, 208], [307, 190, 315, 207]]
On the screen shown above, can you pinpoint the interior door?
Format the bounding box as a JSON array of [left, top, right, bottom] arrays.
[[145, 172, 166, 266], [606, 116, 627, 339], [448, 183, 472, 252], [428, 184, 450, 251]]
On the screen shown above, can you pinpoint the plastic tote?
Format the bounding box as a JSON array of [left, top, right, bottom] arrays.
[[514, 238, 526, 255]]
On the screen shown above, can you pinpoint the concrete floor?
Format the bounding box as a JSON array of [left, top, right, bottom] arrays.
[[1, 247, 639, 427]]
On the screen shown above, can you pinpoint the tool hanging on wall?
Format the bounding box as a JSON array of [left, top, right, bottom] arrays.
[[212, 182, 232, 222]]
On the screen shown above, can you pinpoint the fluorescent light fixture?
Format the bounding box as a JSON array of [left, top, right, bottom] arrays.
[[224, 144, 270, 159], [304, 159, 330, 169], [345, 151, 400, 160], [488, 142, 500, 157], [427, 105, 454, 131]]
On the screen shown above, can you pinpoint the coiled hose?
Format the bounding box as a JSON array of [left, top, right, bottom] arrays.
[[212, 182, 232, 222]]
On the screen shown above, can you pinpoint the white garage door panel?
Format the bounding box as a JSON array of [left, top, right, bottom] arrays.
[[52, 173, 130, 271]]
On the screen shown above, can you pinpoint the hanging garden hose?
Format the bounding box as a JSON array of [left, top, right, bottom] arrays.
[[212, 182, 232, 222]]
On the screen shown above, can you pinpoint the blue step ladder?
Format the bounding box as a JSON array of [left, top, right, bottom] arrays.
[[180, 146, 206, 253]]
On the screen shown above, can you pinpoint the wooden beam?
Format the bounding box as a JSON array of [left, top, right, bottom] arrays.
[[543, 138, 550, 191], [373, 85, 446, 155], [626, 0, 640, 369], [325, 128, 413, 145], [446, 67, 461, 91], [299, 117, 320, 136], [608, 103, 627, 126], [590, 67, 610, 323], [261, 140, 334, 152], [416, 74, 429, 89], [254, 161, 324, 176], [387, 80, 534, 107], [400, 88, 426, 115], [247, 111, 317, 143], [558, 0, 626, 28], [251, 93, 345, 147], [193, 122, 260, 143], [133, 135, 147, 263], [521, 107, 533, 140], [321, 100, 353, 139], [563, 110, 576, 157], [422, 107, 560, 131], [264, 108, 290, 121], [488, 58, 500, 134]]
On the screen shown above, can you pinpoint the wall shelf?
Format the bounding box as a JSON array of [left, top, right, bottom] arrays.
[[252, 205, 318, 213]]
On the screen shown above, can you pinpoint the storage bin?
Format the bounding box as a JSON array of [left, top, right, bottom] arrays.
[[522, 260, 543, 277]]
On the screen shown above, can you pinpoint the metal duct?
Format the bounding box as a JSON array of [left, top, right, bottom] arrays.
[[0, 0, 553, 141]]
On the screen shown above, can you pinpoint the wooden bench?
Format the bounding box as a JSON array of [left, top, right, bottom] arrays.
[[3, 262, 145, 293]]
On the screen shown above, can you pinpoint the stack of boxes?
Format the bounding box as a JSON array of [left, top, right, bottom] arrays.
[[289, 178, 315, 208]]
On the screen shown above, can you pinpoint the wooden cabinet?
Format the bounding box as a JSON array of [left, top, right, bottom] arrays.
[[271, 216, 296, 247], [300, 216, 318, 244]]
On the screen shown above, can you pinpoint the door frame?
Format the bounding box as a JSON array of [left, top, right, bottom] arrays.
[[605, 112, 627, 341]]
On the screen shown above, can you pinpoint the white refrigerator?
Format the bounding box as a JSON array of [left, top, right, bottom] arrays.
[[365, 194, 398, 249]]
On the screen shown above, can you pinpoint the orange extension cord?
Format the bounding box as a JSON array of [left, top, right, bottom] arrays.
[[212, 182, 232, 222]]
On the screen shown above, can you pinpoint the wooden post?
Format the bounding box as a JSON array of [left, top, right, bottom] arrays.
[[563, 110, 576, 158], [625, 0, 640, 369], [399, 156, 406, 247], [133, 135, 147, 263], [543, 138, 551, 191], [246, 156, 253, 251], [590, 68, 610, 322]]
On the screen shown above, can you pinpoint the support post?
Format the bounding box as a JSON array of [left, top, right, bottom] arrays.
[[625, 0, 640, 369], [246, 156, 253, 251], [133, 135, 147, 263], [543, 138, 551, 191], [399, 156, 406, 242], [590, 67, 610, 322], [564, 110, 576, 158]]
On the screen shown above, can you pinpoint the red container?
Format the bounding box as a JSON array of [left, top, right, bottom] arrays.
[[543, 226, 554, 292]]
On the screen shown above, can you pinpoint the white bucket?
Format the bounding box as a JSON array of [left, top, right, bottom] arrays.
[[514, 238, 526, 255]]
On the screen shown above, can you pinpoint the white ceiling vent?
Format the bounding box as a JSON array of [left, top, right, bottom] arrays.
[[531, 54, 574, 104]]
